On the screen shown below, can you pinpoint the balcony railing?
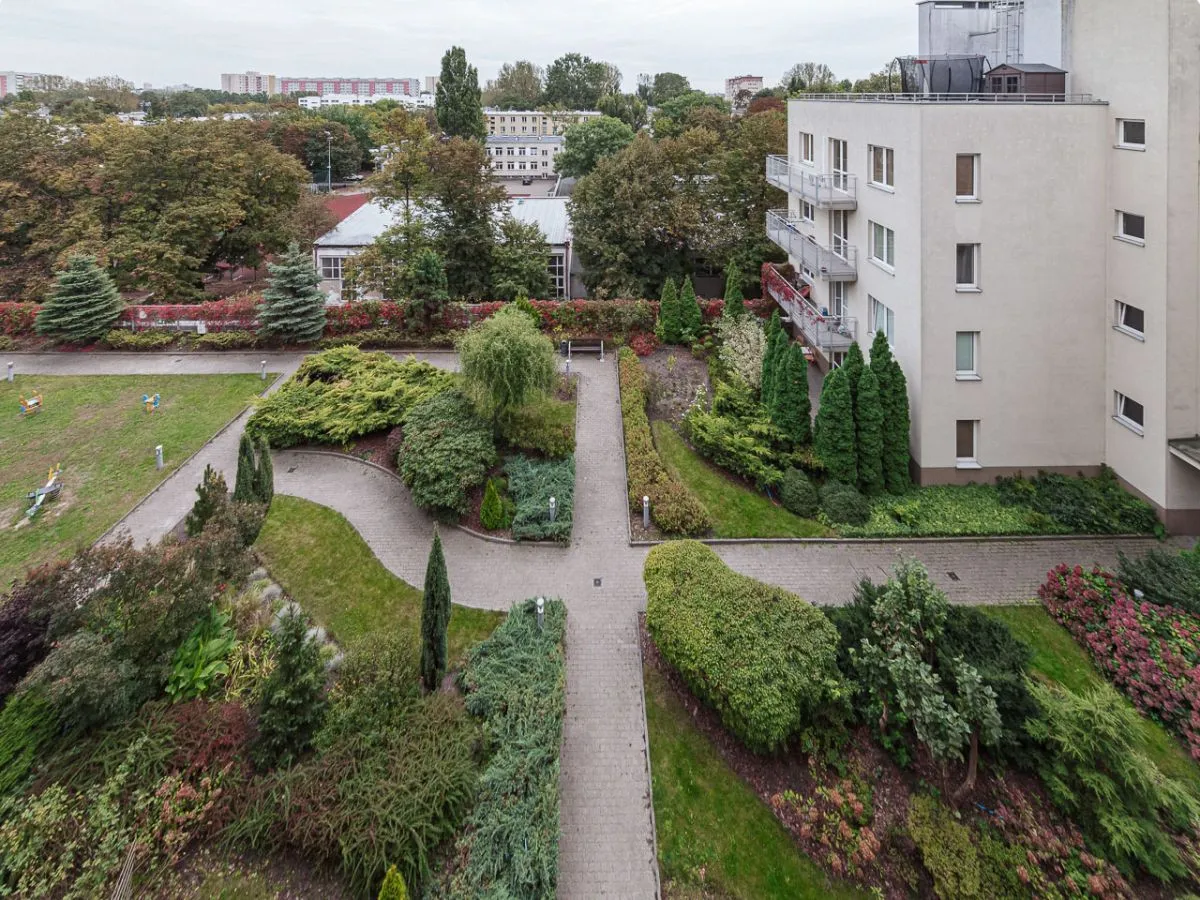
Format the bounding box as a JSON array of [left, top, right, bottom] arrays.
[[765, 156, 857, 209], [765, 210, 857, 281], [762, 263, 857, 363]]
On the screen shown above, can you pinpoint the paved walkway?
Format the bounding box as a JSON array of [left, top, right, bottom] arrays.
[[19, 350, 1171, 899]]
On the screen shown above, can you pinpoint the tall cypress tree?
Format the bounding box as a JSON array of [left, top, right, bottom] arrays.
[[420, 528, 452, 692], [771, 343, 812, 446], [869, 330, 894, 413], [257, 243, 327, 343], [658, 277, 681, 344], [814, 367, 857, 486], [884, 359, 912, 493], [842, 340, 865, 408], [435, 46, 486, 141], [762, 328, 787, 408], [254, 436, 275, 506], [35, 255, 124, 343], [678, 276, 703, 343], [722, 264, 745, 319], [233, 433, 258, 503], [855, 366, 886, 495], [760, 312, 782, 404]]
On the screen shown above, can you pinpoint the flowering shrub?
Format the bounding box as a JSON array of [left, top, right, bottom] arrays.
[[628, 331, 659, 356], [1039, 563, 1200, 759], [0, 302, 39, 335]]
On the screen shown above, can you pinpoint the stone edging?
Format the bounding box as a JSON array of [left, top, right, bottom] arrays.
[[630, 532, 1160, 548], [95, 372, 284, 545], [635, 610, 664, 900], [285, 449, 568, 550]]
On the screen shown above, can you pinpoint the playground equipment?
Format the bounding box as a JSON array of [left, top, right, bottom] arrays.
[[25, 465, 62, 519], [142, 393, 161, 413], [19, 393, 43, 416]]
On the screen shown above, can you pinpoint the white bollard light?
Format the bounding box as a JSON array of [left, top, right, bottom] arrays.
[[643, 495, 650, 529], [155, 445, 164, 470], [6, 362, 12, 383], [536, 596, 545, 631], [549, 496, 557, 522], [260, 360, 267, 380]]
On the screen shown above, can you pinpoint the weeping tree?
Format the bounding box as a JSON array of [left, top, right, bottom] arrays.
[[457, 304, 556, 423], [35, 255, 124, 343], [257, 242, 327, 343]]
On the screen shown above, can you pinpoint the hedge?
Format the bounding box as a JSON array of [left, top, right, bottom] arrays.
[[617, 348, 711, 536], [643, 541, 844, 753], [437, 598, 567, 899]]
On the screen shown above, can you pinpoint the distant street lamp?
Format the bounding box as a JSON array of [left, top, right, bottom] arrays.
[[325, 130, 332, 192]]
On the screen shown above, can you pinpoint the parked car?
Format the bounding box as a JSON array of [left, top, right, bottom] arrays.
[[521, 177, 533, 186]]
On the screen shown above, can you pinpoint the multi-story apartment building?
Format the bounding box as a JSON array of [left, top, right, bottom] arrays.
[[764, 0, 1200, 530], [278, 76, 420, 97], [0, 71, 67, 98], [485, 135, 563, 179], [725, 74, 764, 105], [219, 71, 278, 95], [299, 93, 434, 110], [485, 109, 600, 136]]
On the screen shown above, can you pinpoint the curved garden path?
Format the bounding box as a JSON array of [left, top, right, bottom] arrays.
[[13, 350, 1170, 899]]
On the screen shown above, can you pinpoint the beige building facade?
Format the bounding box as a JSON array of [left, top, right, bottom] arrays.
[[485, 109, 600, 136], [766, 0, 1200, 530], [219, 71, 278, 95]]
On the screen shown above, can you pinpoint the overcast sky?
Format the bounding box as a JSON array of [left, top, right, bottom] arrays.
[[0, 0, 916, 93]]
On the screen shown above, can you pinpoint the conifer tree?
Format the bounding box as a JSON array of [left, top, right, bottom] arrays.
[[35, 255, 124, 343], [480, 479, 505, 530], [855, 366, 886, 495], [185, 464, 228, 537], [658, 277, 681, 344], [771, 343, 813, 445], [257, 242, 327, 344], [814, 367, 857, 486], [378, 866, 410, 900], [842, 340, 865, 407], [762, 328, 786, 408], [869, 330, 894, 412], [254, 605, 327, 769], [254, 436, 274, 506], [722, 264, 745, 319], [760, 312, 783, 404], [420, 528, 452, 692], [884, 359, 912, 493], [232, 433, 258, 504], [678, 276, 703, 343]]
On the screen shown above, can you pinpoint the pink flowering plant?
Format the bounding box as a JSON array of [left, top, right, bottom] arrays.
[[1039, 563, 1200, 759]]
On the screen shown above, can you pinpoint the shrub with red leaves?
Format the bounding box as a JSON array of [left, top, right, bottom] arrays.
[[0, 302, 40, 335], [166, 700, 255, 776], [628, 332, 659, 357]]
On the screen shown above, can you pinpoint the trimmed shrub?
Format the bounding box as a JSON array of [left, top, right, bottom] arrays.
[[438, 598, 567, 899], [398, 391, 497, 520], [498, 394, 576, 458], [194, 329, 258, 350], [644, 541, 844, 753], [820, 481, 870, 526], [479, 478, 507, 530], [907, 795, 982, 899], [1118, 544, 1200, 614], [617, 348, 711, 536], [506, 455, 574, 543], [997, 466, 1159, 535], [102, 329, 176, 350], [779, 468, 819, 518], [378, 866, 410, 899]]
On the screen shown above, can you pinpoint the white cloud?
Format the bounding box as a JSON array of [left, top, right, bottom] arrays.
[[0, 0, 915, 91]]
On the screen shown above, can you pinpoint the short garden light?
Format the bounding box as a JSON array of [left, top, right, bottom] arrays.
[[536, 597, 545, 631]]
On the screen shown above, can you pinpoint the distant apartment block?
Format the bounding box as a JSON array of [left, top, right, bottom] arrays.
[[724, 74, 764, 104], [764, 0, 1200, 529], [485, 109, 601, 136], [485, 135, 563, 179], [299, 93, 434, 110], [425, 76, 439, 94], [0, 70, 67, 98], [220, 71, 278, 95], [279, 76, 421, 97]]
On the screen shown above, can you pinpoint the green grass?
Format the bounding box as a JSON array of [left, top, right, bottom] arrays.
[[0, 373, 267, 586], [840, 484, 1046, 538], [645, 663, 867, 900], [255, 496, 502, 660], [983, 604, 1200, 797], [651, 421, 832, 539]]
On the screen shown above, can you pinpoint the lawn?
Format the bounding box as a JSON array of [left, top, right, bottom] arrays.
[[652, 421, 833, 539], [983, 604, 1200, 797], [644, 663, 866, 900], [840, 484, 1045, 538], [255, 496, 502, 660], [0, 373, 267, 587]]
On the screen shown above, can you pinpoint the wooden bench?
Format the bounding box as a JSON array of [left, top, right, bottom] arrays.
[[561, 339, 606, 361]]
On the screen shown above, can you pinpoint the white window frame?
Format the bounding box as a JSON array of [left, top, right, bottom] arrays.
[[828, 281, 846, 319], [829, 138, 849, 190], [869, 221, 895, 271], [1115, 210, 1146, 246], [955, 419, 980, 469], [799, 200, 815, 224], [955, 153, 980, 201], [548, 253, 566, 299], [1113, 391, 1145, 436], [319, 256, 344, 281], [868, 296, 895, 346], [1116, 119, 1146, 151], [955, 331, 980, 380], [1113, 300, 1145, 340], [798, 131, 814, 165], [869, 145, 894, 190], [956, 243, 980, 291]]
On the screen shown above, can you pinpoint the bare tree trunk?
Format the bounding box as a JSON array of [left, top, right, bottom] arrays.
[[953, 731, 980, 804]]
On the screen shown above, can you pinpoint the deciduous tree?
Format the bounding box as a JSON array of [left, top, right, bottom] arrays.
[[490, 215, 552, 300], [596, 92, 648, 131], [543, 53, 619, 109], [557, 115, 636, 178], [407, 249, 450, 332], [483, 60, 544, 110], [780, 62, 841, 94], [419, 529, 451, 692], [435, 46, 486, 141], [34, 255, 122, 343], [651, 72, 692, 104], [257, 242, 327, 343], [651, 91, 731, 140], [426, 138, 506, 298], [458, 305, 557, 419]]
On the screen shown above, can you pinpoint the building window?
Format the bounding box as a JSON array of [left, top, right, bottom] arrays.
[[518, 161, 526, 170], [1114, 300, 1145, 338], [869, 221, 895, 269], [1117, 119, 1145, 149], [830, 138, 848, 189], [869, 296, 894, 345], [507, 148, 514, 156], [956, 244, 980, 290], [549, 254, 566, 298], [319, 256, 344, 281], [799, 131, 814, 164], [869, 145, 894, 188], [518, 147, 526, 155], [831, 210, 849, 258], [956, 420, 979, 466], [828, 281, 845, 318], [542, 149, 548, 156], [800, 200, 815, 224], [1113, 391, 1145, 434], [956, 154, 979, 199], [507, 162, 514, 170], [956, 332, 979, 379], [1116, 210, 1145, 244]]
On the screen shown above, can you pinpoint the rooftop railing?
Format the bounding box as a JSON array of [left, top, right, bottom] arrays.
[[786, 92, 1101, 104]]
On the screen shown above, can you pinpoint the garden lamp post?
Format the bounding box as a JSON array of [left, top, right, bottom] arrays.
[[325, 131, 332, 193]]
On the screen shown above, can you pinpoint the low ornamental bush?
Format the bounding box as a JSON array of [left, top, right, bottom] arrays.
[[683, 381, 788, 489], [997, 467, 1159, 535], [644, 541, 845, 753], [506, 455, 574, 543], [1118, 543, 1200, 615], [1039, 563, 1200, 759], [498, 394, 576, 459], [779, 468, 819, 518], [398, 391, 497, 520], [0, 302, 40, 336], [820, 481, 871, 526], [617, 348, 711, 536], [102, 329, 177, 350], [194, 329, 258, 350], [435, 598, 567, 899]]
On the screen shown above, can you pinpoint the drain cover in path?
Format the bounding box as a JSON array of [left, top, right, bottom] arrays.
[[593, 578, 602, 588]]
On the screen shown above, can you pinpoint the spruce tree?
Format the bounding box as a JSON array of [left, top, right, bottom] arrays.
[[420, 528, 452, 692], [658, 277, 681, 344], [407, 248, 450, 334], [233, 433, 258, 503], [185, 464, 228, 537], [35, 255, 124, 343], [254, 436, 275, 506], [254, 606, 327, 769], [884, 359, 912, 493], [814, 367, 857, 486], [378, 866, 410, 900], [435, 46, 487, 141], [257, 243, 327, 344], [722, 264, 745, 319], [678, 276, 703, 343], [855, 366, 886, 495]]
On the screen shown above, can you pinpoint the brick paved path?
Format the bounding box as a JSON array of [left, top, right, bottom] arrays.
[[21, 350, 1172, 899]]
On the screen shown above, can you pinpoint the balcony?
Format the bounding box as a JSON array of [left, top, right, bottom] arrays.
[[765, 156, 857, 209], [762, 263, 857, 368], [766, 210, 857, 282]]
